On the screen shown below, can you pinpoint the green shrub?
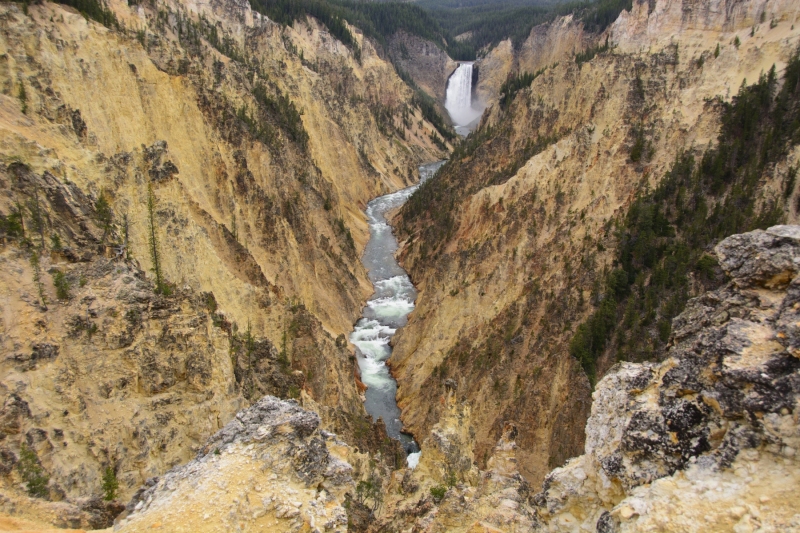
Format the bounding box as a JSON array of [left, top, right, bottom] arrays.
[[784, 166, 797, 199], [101, 466, 119, 501], [18, 82, 27, 115], [52, 270, 70, 301], [50, 233, 63, 251], [429, 485, 446, 502], [18, 444, 49, 498], [0, 207, 24, 238]]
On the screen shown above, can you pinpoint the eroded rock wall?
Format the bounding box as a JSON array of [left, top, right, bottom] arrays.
[[475, 15, 592, 107], [0, 0, 444, 519], [387, 31, 458, 106], [392, 0, 800, 488]]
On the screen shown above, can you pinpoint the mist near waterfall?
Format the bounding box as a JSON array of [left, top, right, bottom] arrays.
[[445, 62, 483, 135]]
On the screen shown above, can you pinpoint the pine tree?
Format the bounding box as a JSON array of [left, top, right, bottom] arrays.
[[18, 82, 27, 115], [102, 466, 119, 501], [146, 184, 169, 295], [30, 251, 47, 309], [26, 187, 45, 250], [18, 444, 49, 498], [95, 192, 113, 243]]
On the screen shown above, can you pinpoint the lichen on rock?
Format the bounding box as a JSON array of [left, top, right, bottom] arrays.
[[535, 225, 800, 532]]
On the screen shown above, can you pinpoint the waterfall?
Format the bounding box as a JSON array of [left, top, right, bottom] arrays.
[[445, 62, 483, 134]]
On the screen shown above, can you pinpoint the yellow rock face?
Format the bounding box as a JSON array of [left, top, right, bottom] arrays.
[[392, 0, 800, 490], [0, 0, 444, 519]]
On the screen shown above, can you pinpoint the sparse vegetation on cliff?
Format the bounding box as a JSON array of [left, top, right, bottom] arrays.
[[570, 51, 800, 380], [248, 0, 362, 59], [94, 192, 113, 243], [575, 35, 609, 65], [56, 0, 119, 28], [29, 250, 47, 309], [499, 68, 545, 108], [18, 443, 49, 498], [146, 184, 171, 296], [17, 81, 27, 114]]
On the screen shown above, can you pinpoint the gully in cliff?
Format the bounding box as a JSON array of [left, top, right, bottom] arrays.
[[349, 161, 445, 467]]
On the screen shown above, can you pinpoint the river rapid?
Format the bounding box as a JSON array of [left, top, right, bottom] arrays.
[[349, 161, 445, 468]]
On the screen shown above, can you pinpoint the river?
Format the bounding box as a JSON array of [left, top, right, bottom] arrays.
[[349, 161, 445, 467]]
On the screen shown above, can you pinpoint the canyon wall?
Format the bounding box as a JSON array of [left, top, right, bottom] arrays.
[[475, 15, 592, 106], [0, 0, 445, 521], [387, 30, 458, 106], [393, 0, 800, 488]]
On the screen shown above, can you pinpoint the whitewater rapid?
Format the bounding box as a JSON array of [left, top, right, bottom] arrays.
[[349, 161, 445, 468]]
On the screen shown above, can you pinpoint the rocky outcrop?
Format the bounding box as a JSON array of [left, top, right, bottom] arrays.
[[114, 397, 355, 532], [535, 226, 800, 531]]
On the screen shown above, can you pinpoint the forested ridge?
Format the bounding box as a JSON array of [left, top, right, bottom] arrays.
[[248, 0, 630, 60], [419, 0, 630, 59]]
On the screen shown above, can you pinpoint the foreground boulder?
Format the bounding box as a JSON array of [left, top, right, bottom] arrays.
[[113, 397, 355, 532], [536, 226, 800, 531]]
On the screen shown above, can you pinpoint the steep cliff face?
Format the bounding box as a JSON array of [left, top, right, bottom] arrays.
[[0, 0, 445, 518], [475, 15, 591, 107], [108, 225, 800, 532], [610, 0, 799, 52], [392, 0, 800, 488], [388, 31, 458, 106]]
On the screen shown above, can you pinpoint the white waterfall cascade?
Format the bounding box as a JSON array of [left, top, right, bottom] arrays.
[[444, 62, 483, 135]]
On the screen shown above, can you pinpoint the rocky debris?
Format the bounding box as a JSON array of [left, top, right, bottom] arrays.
[[0, 491, 124, 530], [114, 397, 353, 533], [144, 141, 180, 182], [375, 393, 538, 532], [533, 226, 800, 531]]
